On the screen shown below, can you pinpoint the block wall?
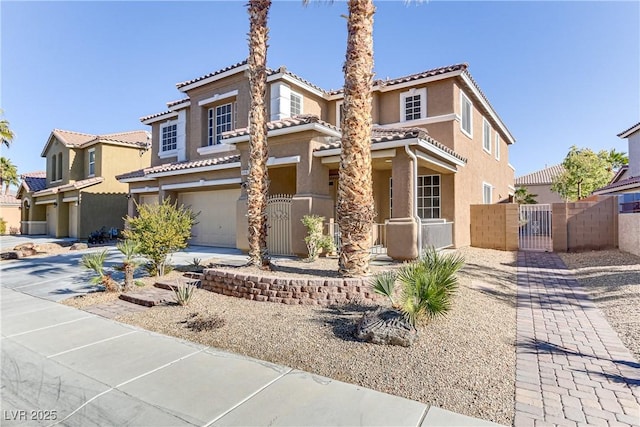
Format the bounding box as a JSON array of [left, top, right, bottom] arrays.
[[470, 204, 519, 251]]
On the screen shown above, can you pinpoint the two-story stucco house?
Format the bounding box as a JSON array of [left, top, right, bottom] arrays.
[[117, 61, 516, 260], [18, 129, 151, 238]]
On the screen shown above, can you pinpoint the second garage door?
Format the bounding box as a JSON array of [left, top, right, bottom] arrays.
[[178, 189, 239, 247]]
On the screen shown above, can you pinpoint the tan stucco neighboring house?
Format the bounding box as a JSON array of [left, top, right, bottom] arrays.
[[0, 193, 21, 234], [592, 122, 640, 212], [118, 60, 516, 260], [515, 164, 566, 204], [18, 130, 151, 238]]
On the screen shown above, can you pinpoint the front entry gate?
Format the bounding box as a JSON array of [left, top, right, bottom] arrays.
[[519, 204, 552, 252], [266, 194, 292, 256]]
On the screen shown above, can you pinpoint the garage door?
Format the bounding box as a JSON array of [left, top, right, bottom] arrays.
[[139, 194, 159, 205], [68, 203, 78, 238], [46, 204, 57, 237], [178, 189, 240, 247]]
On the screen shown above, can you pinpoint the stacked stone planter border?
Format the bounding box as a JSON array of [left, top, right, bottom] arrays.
[[201, 268, 380, 306]]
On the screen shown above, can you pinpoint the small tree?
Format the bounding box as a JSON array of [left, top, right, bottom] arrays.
[[551, 146, 616, 201], [513, 186, 538, 204], [301, 215, 335, 262], [116, 239, 143, 292], [124, 199, 197, 276], [81, 250, 119, 292]]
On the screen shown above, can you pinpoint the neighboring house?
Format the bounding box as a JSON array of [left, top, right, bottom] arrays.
[[118, 61, 516, 259], [0, 192, 21, 234], [515, 164, 566, 204], [593, 122, 640, 198], [18, 130, 151, 238]]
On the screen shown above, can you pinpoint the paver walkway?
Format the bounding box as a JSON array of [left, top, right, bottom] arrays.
[[515, 251, 640, 427]]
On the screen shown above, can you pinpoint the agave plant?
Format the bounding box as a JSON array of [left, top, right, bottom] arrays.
[[116, 239, 143, 292], [370, 247, 464, 326], [171, 279, 197, 306], [81, 249, 119, 292]]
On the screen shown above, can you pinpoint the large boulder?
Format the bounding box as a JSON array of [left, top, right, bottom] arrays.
[[13, 243, 35, 251], [70, 243, 88, 251], [355, 308, 418, 347]]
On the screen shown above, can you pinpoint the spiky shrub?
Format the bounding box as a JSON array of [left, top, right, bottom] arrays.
[[370, 248, 464, 326], [81, 249, 119, 292], [171, 280, 197, 306], [116, 239, 143, 292], [124, 199, 197, 276]]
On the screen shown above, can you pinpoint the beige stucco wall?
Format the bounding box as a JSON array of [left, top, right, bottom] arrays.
[[97, 144, 151, 192], [618, 213, 640, 256], [1, 203, 21, 233]]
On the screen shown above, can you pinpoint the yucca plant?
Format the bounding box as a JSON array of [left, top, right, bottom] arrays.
[[171, 279, 197, 306], [81, 250, 119, 292], [116, 239, 143, 293]]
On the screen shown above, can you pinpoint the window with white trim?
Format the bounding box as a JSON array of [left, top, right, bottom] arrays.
[[483, 182, 493, 204], [460, 92, 473, 137], [417, 175, 441, 219], [495, 133, 501, 160], [336, 101, 344, 128], [400, 88, 426, 122], [208, 102, 236, 146], [290, 91, 303, 116], [160, 122, 177, 153], [483, 119, 491, 153], [88, 149, 96, 177]]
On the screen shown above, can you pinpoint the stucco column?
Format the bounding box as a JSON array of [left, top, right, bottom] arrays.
[[387, 149, 419, 260]]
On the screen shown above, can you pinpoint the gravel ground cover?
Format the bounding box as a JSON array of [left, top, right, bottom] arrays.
[[558, 249, 640, 361], [108, 247, 518, 425]]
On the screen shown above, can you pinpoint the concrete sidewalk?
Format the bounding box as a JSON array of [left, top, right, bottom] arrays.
[[1, 287, 503, 427]]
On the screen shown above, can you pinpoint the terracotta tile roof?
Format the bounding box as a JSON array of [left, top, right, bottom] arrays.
[[140, 110, 176, 123], [315, 126, 467, 164], [176, 60, 248, 90], [52, 129, 150, 149], [222, 115, 339, 140], [20, 171, 47, 192], [594, 175, 640, 193], [515, 164, 565, 186], [116, 155, 241, 181], [618, 121, 640, 138], [268, 66, 327, 95], [0, 193, 20, 205], [167, 98, 190, 108], [32, 177, 104, 197]]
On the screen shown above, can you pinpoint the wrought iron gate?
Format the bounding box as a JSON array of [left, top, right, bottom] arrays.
[[266, 194, 292, 256], [519, 204, 552, 251]]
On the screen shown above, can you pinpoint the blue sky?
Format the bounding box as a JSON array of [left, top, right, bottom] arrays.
[[1, 1, 639, 188]]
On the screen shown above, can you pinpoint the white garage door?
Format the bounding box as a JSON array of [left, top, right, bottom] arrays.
[[46, 204, 57, 237], [68, 203, 78, 238], [178, 189, 240, 247]]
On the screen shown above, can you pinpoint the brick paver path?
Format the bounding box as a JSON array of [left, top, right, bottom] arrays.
[[515, 251, 640, 427]]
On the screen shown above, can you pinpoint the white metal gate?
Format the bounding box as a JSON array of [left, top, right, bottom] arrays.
[[266, 194, 292, 256], [519, 204, 552, 252]]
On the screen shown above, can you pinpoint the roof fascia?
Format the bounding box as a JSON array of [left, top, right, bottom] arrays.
[[178, 64, 249, 93], [225, 122, 342, 145], [118, 176, 156, 183], [267, 73, 325, 98], [618, 123, 640, 138], [147, 161, 241, 179], [141, 111, 179, 125]]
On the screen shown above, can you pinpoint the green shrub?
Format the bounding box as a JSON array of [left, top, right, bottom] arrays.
[[171, 280, 197, 306], [124, 199, 197, 276], [81, 250, 120, 292], [301, 215, 335, 262], [0, 218, 6, 235], [370, 247, 464, 326]]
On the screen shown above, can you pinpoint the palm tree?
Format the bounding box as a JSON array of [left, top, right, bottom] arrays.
[[513, 186, 538, 204], [606, 148, 628, 172], [0, 110, 15, 148], [0, 157, 18, 195], [116, 239, 143, 292], [246, 0, 272, 269], [337, 0, 376, 277]]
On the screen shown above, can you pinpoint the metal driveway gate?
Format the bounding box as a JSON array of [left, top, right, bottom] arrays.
[[519, 204, 552, 251], [266, 194, 292, 256]]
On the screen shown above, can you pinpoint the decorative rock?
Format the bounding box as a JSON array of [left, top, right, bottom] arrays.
[[355, 308, 418, 347], [1, 251, 20, 260], [13, 243, 35, 251], [70, 243, 89, 251]]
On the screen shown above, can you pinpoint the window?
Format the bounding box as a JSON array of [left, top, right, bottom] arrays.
[[336, 101, 344, 128], [208, 102, 236, 146], [401, 88, 426, 122], [460, 92, 473, 137], [483, 183, 493, 204], [483, 119, 491, 153], [50, 155, 57, 181], [88, 149, 96, 177], [161, 122, 177, 153], [290, 91, 302, 116], [417, 175, 441, 219], [495, 134, 501, 160], [57, 153, 63, 181]]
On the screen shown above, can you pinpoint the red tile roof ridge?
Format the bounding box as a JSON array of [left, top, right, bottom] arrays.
[[176, 60, 248, 89]]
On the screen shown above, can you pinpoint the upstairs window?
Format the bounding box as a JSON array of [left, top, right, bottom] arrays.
[[336, 101, 344, 128], [400, 88, 426, 122], [88, 149, 96, 177], [460, 92, 473, 137], [208, 102, 236, 146], [50, 155, 57, 182], [483, 182, 493, 204], [483, 119, 491, 153], [57, 153, 63, 181], [495, 134, 501, 160], [290, 91, 303, 116], [161, 122, 177, 153]]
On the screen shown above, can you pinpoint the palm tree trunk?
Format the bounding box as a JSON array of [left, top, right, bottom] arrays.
[[338, 0, 375, 277], [247, 0, 271, 269]]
